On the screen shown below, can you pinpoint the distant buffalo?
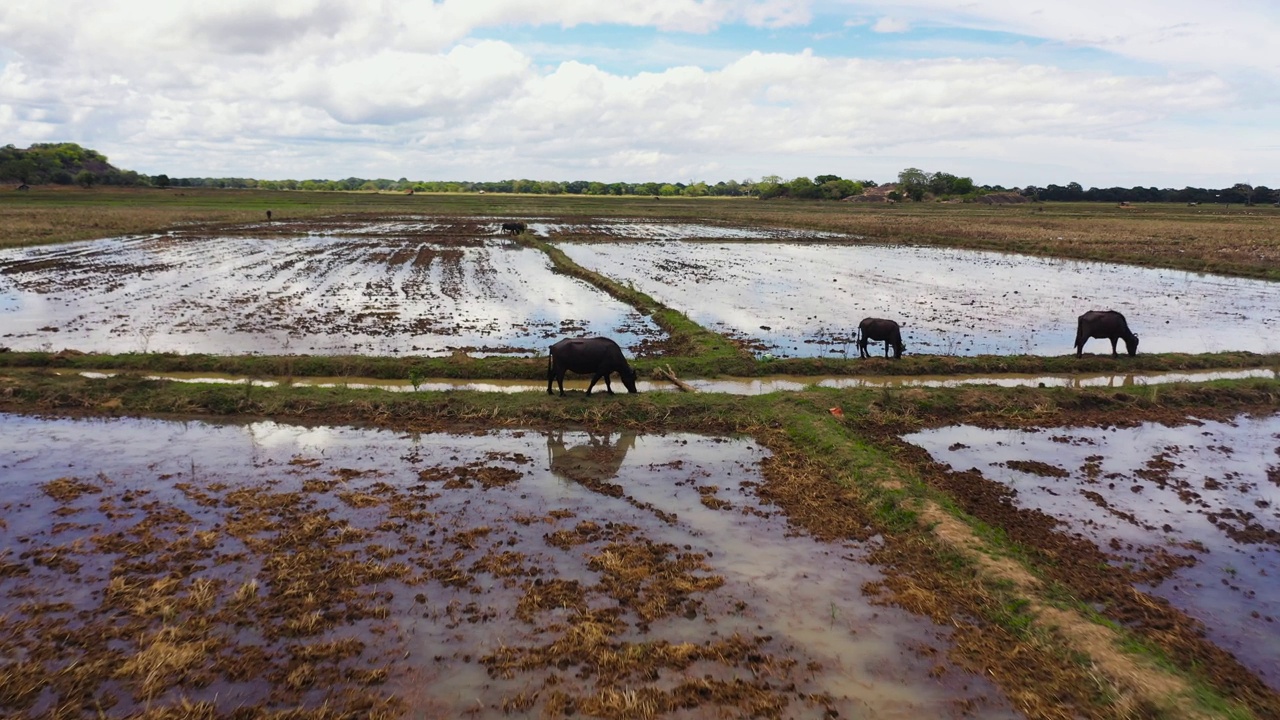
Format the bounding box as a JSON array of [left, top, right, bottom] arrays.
[[547, 337, 639, 396], [502, 221, 527, 236], [16, 183, 30, 191], [1075, 310, 1138, 357], [858, 317, 905, 359]]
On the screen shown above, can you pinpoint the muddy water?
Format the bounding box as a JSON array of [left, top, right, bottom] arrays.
[[559, 241, 1280, 357], [0, 414, 1015, 718], [905, 414, 1280, 686], [67, 367, 1278, 396], [0, 225, 661, 356], [529, 219, 848, 240]]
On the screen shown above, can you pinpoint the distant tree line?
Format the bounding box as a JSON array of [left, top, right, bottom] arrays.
[[0, 143, 145, 187], [1020, 181, 1276, 205], [3, 143, 1275, 205]]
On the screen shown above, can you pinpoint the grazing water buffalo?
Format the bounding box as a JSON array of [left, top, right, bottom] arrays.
[[1075, 310, 1139, 357], [547, 337, 639, 396], [858, 317, 905, 359], [501, 221, 527, 235]]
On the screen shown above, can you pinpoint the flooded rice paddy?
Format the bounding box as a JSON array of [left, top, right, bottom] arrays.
[[0, 413, 1015, 718], [4, 216, 1276, 360], [559, 241, 1280, 357], [0, 219, 661, 356], [905, 414, 1280, 687]]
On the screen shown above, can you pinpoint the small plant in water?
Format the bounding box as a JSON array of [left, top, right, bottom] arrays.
[[408, 368, 424, 392], [138, 325, 156, 354]]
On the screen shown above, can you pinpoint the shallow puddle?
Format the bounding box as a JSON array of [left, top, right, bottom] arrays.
[[530, 219, 848, 241], [0, 220, 661, 356], [0, 413, 1015, 718], [66, 367, 1278, 396], [905, 414, 1280, 686], [559, 241, 1280, 357]]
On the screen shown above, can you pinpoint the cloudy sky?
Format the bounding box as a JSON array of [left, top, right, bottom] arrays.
[[2, 1, 1277, 188]]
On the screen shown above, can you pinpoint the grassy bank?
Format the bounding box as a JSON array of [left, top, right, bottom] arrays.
[[2, 348, 1275, 383]]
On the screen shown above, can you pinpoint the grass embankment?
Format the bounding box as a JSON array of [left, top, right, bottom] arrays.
[[3, 369, 1278, 719], [2, 348, 1276, 385], [4, 186, 1280, 280]]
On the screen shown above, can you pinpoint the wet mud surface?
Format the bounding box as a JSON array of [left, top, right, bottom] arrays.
[[906, 413, 1280, 687], [0, 413, 1016, 719], [559, 241, 1280, 357], [0, 218, 662, 356]]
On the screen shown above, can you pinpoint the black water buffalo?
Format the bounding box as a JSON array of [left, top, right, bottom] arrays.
[[858, 317, 905, 359], [1075, 310, 1139, 357], [547, 337, 639, 396], [502, 221, 527, 235]]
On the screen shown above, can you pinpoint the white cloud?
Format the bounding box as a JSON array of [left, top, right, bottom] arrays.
[[0, 2, 1276, 186], [845, 1, 1280, 76], [871, 17, 910, 33]]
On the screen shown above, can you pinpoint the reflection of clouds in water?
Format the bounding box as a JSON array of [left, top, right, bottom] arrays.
[[533, 222, 845, 241], [0, 233, 660, 356], [906, 415, 1280, 683], [562, 242, 1280, 357], [244, 420, 344, 453]]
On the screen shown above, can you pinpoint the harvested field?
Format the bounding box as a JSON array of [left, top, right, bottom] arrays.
[[906, 413, 1280, 687], [0, 218, 662, 356], [0, 413, 1015, 719], [559, 240, 1280, 357]]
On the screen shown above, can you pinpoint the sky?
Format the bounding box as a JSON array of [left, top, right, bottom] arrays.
[[2, 1, 1278, 188]]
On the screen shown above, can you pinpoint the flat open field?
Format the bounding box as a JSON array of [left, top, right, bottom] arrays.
[[2, 188, 1280, 719], [0, 218, 663, 356], [561, 240, 1280, 356]]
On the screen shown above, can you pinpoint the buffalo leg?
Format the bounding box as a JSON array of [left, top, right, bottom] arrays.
[[1110, 338, 1119, 356]]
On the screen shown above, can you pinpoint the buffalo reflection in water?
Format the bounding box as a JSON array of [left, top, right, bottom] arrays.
[[546, 430, 638, 485]]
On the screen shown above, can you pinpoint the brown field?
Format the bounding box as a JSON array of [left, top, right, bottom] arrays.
[[3, 186, 1280, 280], [2, 190, 1279, 719]]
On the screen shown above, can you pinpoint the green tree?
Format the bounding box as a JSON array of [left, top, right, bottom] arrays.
[[755, 175, 784, 199], [75, 170, 96, 188], [787, 176, 821, 199], [820, 178, 861, 200], [897, 167, 929, 201]]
